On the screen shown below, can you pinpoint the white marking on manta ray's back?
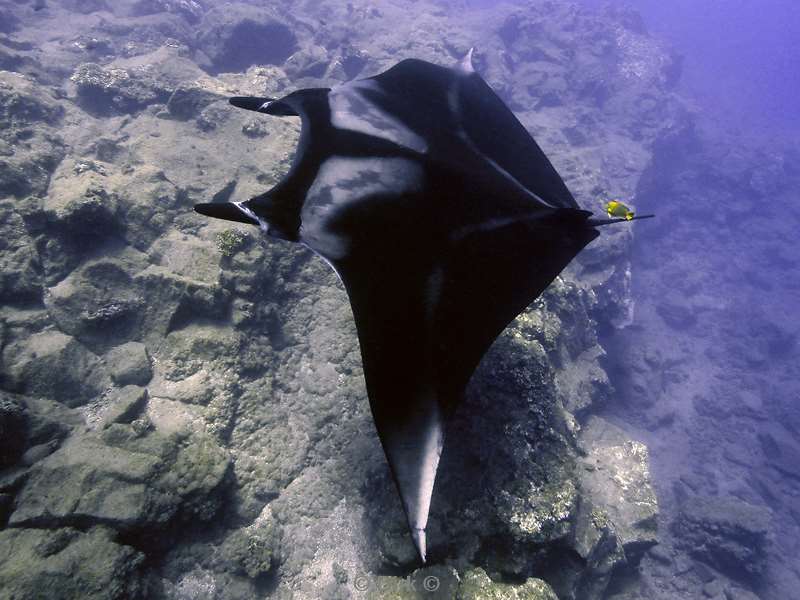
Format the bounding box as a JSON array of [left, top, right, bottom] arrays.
[[301, 242, 344, 286], [299, 156, 423, 260], [450, 212, 547, 241], [329, 81, 428, 154], [424, 265, 444, 324], [445, 75, 559, 211], [458, 47, 475, 73]]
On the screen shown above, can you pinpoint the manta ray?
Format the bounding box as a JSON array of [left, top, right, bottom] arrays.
[[195, 50, 651, 562]]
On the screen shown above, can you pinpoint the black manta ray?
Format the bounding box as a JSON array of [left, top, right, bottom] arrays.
[[195, 50, 651, 562]]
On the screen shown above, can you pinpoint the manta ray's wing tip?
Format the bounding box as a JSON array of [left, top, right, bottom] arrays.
[[194, 202, 259, 226], [229, 96, 299, 117], [229, 96, 272, 112]]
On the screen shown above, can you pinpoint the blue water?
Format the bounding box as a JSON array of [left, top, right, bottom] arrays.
[[571, 1, 800, 598], [473, 0, 800, 138], [584, 0, 800, 138]]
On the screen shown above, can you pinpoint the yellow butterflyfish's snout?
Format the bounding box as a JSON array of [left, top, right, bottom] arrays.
[[605, 200, 635, 220]]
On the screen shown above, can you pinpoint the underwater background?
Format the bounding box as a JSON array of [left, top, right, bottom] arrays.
[[0, 1, 796, 599]]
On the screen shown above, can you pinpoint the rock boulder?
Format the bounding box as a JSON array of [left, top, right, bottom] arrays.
[[0, 392, 27, 467], [1, 330, 110, 407], [9, 427, 231, 534], [672, 496, 771, 580], [0, 526, 148, 599]]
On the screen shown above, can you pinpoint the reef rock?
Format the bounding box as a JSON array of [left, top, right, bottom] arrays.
[[9, 426, 230, 533], [96, 385, 150, 429], [166, 84, 222, 120], [0, 71, 65, 198], [130, 0, 206, 24], [0, 393, 27, 467], [70, 47, 205, 115], [0, 71, 63, 127], [105, 342, 153, 386], [0, 526, 148, 600], [672, 496, 771, 580], [459, 568, 558, 600], [196, 5, 299, 75], [571, 417, 658, 597], [1, 330, 110, 407], [45, 257, 144, 350], [71, 62, 166, 114], [578, 417, 658, 559], [216, 505, 280, 579], [0, 201, 42, 304]]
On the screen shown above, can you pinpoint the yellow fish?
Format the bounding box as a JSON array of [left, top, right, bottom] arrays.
[[605, 200, 635, 220]]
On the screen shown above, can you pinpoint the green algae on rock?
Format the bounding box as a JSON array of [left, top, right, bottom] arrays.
[[9, 427, 230, 533], [215, 227, 251, 257], [218, 505, 280, 579], [1, 330, 110, 406], [0, 526, 149, 600], [459, 568, 558, 600]]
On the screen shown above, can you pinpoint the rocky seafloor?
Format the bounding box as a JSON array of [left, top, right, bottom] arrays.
[[0, 0, 782, 598]]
